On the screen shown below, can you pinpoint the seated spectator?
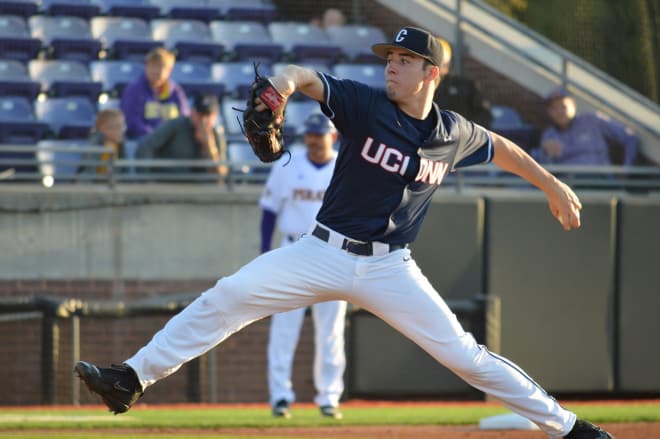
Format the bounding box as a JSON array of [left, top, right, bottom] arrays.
[[533, 87, 639, 166], [310, 7, 347, 29], [135, 94, 226, 179], [120, 48, 190, 140], [433, 38, 492, 129], [78, 108, 127, 178]]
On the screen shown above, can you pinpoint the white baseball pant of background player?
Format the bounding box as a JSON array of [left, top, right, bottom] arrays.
[[259, 146, 346, 409]]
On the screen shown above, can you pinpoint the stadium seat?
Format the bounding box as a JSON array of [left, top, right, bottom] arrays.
[[227, 140, 269, 182], [0, 97, 47, 172], [29, 15, 101, 62], [325, 24, 386, 64], [209, 0, 277, 24], [150, 0, 222, 22], [40, 0, 101, 19], [283, 99, 320, 136], [29, 59, 102, 102], [268, 22, 342, 66], [151, 19, 224, 63], [209, 20, 282, 63], [333, 63, 385, 89], [490, 105, 540, 151], [92, 0, 159, 21], [0, 1, 38, 18], [34, 96, 96, 139], [0, 95, 33, 121], [221, 97, 248, 142], [90, 16, 161, 61], [171, 60, 224, 99], [36, 138, 87, 179], [89, 60, 142, 97], [0, 58, 40, 99], [211, 61, 271, 99], [0, 14, 41, 62]]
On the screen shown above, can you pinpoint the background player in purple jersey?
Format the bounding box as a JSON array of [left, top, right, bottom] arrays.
[[76, 26, 612, 439]]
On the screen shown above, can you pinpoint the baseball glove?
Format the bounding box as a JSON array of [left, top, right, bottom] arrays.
[[242, 65, 287, 163]]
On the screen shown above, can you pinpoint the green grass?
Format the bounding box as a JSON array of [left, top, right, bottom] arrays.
[[0, 401, 658, 434]]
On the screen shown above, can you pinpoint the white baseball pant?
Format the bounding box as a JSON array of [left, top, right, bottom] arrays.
[[126, 225, 575, 438]]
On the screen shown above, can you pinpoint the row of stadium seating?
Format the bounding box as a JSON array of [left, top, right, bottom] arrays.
[[0, 0, 277, 22], [0, 15, 386, 64], [0, 58, 385, 101]]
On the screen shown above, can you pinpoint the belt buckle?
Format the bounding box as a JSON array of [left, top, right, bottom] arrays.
[[342, 238, 371, 256]]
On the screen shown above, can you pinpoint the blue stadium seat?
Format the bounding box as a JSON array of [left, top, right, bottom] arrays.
[[221, 97, 247, 142], [0, 58, 40, 99], [150, 0, 222, 22], [268, 22, 342, 66], [0, 1, 38, 18], [89, 60, 142, 97], [170, 60, 224, 99], [333, 63, 385, 89], [0, 96, 47, 172], [90, 16, 161, 61], [36, 138, 88, 179], [0, 14, 41, 62], [490, 105, 540, 151], [325, 24, 386, 64], [40, 0, 100, 19], [0, 95, 33, 121], [29, 59, 102, 101], [227, 140, 269, 181], [211, 61, 271, 99], [209, 0, 277, 24], [151, 19, 224, 63], [92, 0, 159, 21], [34, 96, 96, 139], [97, 96, 120, 112], [209, 20, 282, 63], [283, 99, 320, 136], [29, 15, 101, 62]]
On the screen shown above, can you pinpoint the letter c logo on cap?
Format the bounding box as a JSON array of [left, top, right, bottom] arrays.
[[395, 29, 407, 42]]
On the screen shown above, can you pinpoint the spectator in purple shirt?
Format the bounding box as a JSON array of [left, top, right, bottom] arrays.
[[120, 48, 190, 140], [533, 87, 638, 166]]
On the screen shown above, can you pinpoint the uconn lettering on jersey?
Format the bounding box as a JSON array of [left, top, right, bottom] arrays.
[[360, 137, 448, 185]]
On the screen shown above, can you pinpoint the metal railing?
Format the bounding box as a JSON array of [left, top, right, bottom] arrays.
[[3, 142, 660, 192], [0, 294, 497, 405]]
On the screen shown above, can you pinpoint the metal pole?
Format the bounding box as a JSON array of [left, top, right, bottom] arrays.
[[71, 315, 80, 405], [41, 316, 59, 404], [208, 348, 218, 403], [454, 0, 464, 75]]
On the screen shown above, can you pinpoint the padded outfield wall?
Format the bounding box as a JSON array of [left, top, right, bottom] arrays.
[[0, 185, 658, 404]]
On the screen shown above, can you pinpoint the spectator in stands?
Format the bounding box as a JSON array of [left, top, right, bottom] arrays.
[[135, 94, 227, 178], [121, 48, 190, 140], [433, 38, 492, 129], [77, 108, 127, 178], [310, 8, 347, 29], [533, 87, 639, 166]]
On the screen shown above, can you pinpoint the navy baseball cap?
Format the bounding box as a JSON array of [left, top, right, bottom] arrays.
[[304, 113, 336, 135], [371, 26, 443, 66], [193, 94, 219, 115], [545, 87, 570, 103]]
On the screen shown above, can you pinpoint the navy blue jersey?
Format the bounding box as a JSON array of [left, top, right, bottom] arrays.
[[315, 73, 493, 244]]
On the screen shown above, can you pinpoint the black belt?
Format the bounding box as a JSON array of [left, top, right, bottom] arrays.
[[311, 225, 407, 256]]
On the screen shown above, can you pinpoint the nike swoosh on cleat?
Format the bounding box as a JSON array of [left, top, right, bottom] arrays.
[[113, 381, 130, 392]]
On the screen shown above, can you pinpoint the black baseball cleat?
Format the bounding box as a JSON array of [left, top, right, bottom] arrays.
[[272, 399, 291, 418], [74, 361, 143, 414], [320, 405, 343, 419], [564, 419, 615, 439]]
